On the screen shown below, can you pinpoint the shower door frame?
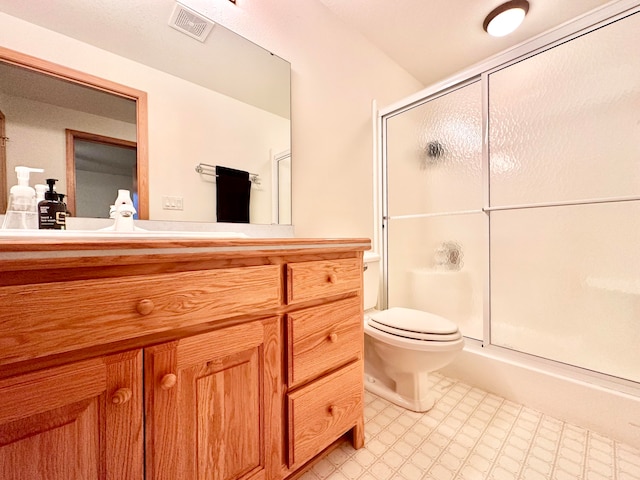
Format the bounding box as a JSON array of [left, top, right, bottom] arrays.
[[377, 0, 640, 396]]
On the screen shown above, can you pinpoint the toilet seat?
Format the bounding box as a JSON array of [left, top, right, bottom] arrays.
[[368, 307, 462, 342]]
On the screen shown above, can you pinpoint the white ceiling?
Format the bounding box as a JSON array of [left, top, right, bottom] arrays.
[[0, 0, 617, 101], [317, 0, 615, 87]]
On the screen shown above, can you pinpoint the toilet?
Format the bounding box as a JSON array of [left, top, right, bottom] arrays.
[[363, 252, 464, 412]]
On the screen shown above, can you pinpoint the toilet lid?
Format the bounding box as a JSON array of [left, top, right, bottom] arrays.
[[369, 307, 462, 342]]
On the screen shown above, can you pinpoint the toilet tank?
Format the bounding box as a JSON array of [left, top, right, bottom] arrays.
[[363, 252, 380, 310]]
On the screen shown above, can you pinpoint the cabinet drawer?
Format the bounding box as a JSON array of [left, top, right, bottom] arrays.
[[288, 297, 362, 387], [0, 265, 282, 365], [287, 361, 363, 468], [286, 257, 361, 304]]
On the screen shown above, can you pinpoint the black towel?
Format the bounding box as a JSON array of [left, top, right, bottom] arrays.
[[215, 165, 251, 223]]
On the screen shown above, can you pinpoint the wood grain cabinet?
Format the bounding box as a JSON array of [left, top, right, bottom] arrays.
[[0, 350, 143, 480], [0, 239, 368, 480], [145, 318, 281, 480]]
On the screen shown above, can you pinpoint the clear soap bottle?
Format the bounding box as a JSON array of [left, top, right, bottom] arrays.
[[1, 166, 43, 230]]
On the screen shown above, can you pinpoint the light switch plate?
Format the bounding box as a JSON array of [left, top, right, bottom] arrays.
[[162, 195, 183, 210]]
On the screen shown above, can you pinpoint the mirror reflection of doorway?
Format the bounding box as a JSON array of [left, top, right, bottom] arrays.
[[271, 150, 291, 225], [65, 129, 137, 218]]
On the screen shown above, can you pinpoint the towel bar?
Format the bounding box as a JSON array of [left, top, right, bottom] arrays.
[[195, 163, 260, 185]]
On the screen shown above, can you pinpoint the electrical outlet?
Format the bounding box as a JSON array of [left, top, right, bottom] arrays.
[[162, 195, 184, 210]]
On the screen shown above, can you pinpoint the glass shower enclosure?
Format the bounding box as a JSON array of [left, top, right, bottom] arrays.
[[380, 5, 640, 386]]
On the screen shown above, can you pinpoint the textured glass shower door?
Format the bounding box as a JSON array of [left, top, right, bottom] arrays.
[[488, 11, 640, 382], [384, 81, 484, 340]]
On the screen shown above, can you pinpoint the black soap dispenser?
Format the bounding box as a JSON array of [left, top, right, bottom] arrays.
[[38, 178, 66, 230], [57, 193, 72, 218]]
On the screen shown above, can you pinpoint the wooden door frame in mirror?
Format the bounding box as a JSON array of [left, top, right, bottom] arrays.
[[65, 129, 138, 217], [0, 46, 149, 219], [0, 109, 6, 213]]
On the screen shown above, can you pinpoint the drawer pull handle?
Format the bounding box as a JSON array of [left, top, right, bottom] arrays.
[[111, 388, 133, 405], [136, 299, 155, 316], [160, 373, 177, 390], [327, 274, 337, 284], [328, 333, 338, 343], [328, 404, 337, 415]]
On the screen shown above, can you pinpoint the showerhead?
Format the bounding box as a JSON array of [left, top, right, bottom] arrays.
[[427, 141, 444, 159], [420, 140, 445, 169]]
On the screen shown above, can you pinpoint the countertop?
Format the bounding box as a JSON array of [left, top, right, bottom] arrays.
[[0, 235, 371, 274]]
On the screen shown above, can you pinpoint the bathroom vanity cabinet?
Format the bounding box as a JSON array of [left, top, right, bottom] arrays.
[[0, 236, 369, 480]]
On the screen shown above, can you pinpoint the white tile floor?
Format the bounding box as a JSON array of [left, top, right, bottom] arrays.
[[300, 373, 640, 480]]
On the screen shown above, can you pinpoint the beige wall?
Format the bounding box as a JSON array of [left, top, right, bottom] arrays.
[[1, 1, 422, 235]]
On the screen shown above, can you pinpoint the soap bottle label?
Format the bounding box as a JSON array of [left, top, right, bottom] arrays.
[[56, 211, 67, 229], [38, 203, 66, 230]]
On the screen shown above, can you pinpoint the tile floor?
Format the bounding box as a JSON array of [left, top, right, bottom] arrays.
[[300, 373, 640, 480]]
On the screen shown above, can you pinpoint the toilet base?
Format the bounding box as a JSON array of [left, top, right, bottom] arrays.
[[364, 374, 436, 413]]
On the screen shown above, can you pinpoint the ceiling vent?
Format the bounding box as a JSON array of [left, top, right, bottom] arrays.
[[168, 3, 215, 42]]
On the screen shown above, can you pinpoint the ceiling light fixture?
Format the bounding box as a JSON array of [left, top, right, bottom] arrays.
[[483, 0, 530, 37]]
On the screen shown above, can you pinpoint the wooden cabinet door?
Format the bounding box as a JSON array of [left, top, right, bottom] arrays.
[[145, 317, 281, 480], [0, 350, 143, 480]]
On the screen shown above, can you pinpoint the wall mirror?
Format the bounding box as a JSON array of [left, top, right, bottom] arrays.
[[0, 4, 291, 225]]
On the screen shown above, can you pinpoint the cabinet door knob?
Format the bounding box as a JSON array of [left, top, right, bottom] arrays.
[[111, 387, 133, 405], [328, 404, 337, 415], [328, 332, 338, 343], [160, 373, 177, 390], [136, 299, 155, 316], [327, 274, 337, 284]]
